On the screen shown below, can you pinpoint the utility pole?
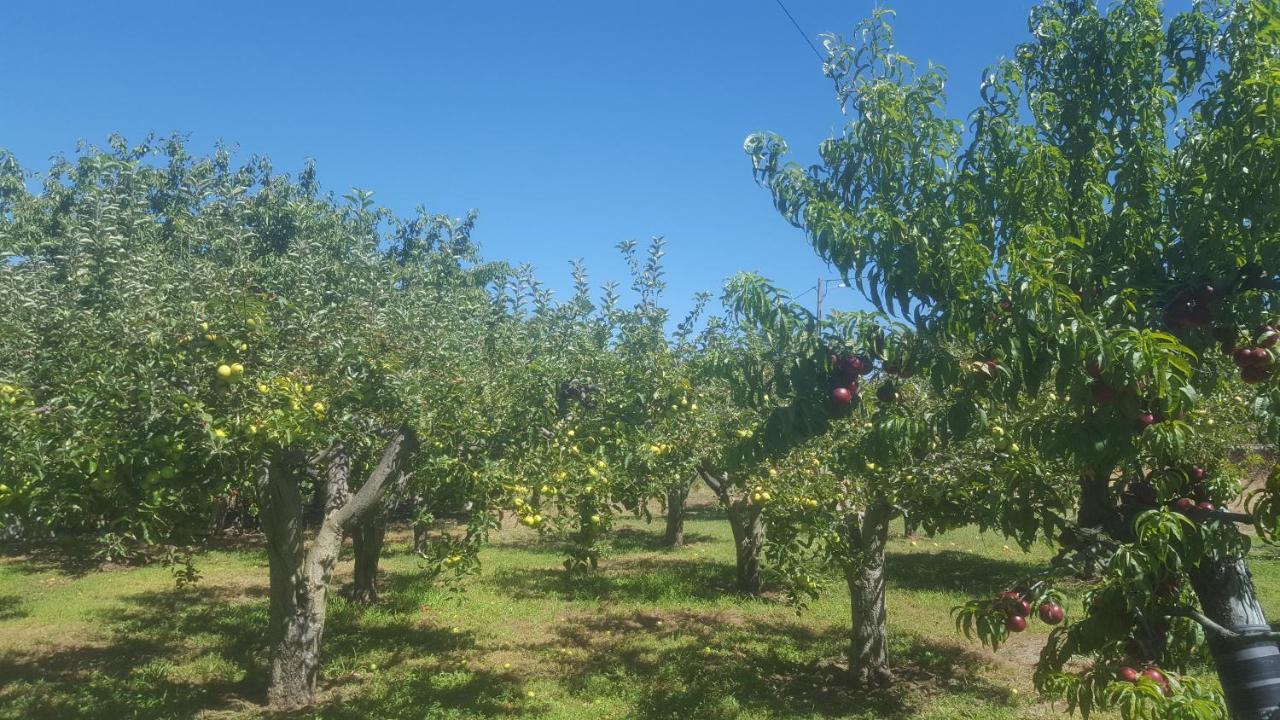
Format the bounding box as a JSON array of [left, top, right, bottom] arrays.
[[815, 276, 826, 321]]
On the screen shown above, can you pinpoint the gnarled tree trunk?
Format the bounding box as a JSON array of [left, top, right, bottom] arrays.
[[350, 470, 413, 603], [901, 512, 916, 538], [700, 468, 764, 596], [664, 480, 691, 548], [844, 500, 893, 687], [350, 514, 387, 604], [1188, 557, 1280, 720], [256, 428, 416, 709]]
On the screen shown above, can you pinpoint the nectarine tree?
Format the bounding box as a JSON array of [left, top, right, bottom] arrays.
[[747, 1, 1280, 716]]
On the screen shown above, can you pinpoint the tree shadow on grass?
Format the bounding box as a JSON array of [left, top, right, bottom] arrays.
[[487, 526, 720, 562], [534, 609, 1013, 720], [0, 540, 103, 577], [0, 586, 266, 720], [479, 556, 745, 604], [683, 504, 730, 522], [886, 550, 1040, 596], [0, 593, 26, 621], [0, 581, 522, 720], [295, 665, 530, 720], [608, 526, 717, 553]]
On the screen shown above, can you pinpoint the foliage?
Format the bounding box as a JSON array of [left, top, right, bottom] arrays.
[[747, 0, 1280, 717]]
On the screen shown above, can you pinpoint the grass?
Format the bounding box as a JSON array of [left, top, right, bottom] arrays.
[[4, 495, 1280, 719]]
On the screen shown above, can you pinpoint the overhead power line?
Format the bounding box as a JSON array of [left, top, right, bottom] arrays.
[[772, 0, 825, 62]]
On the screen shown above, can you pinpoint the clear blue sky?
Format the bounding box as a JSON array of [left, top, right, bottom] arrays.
[[0, 1, 1187, 320]]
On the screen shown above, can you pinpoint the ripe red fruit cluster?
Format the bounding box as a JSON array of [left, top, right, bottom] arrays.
[[997, 591, 1063, 631], [998, 591, 1031, 632], [1090, 380, 1117, 405], [1117, 666, 1171, 695], [1172, 497, 1215, 515], [1162, 285, 1215, 331], [829, 354, 868, 406], [1037, 602, 1065, 625], [1233, 338, 1274, 384]]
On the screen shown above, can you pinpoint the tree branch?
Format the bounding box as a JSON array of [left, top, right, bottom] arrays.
[[1165, 606, 1280, 645], [698, 466, 730, 505], [1127, 503, 1254, 526], [330, 426, 418, 531]]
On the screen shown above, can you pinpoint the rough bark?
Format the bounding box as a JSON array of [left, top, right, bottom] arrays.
[[1187, 557, 1280, 720], [845, 500, 893, 688], [413, 522, 429, 554], [1074, 465, 1127, 578], [350, 514, 387, 604], [257, 450, 340, 710], [700, 468, 764, 596], [1077, 467, 1118, 531], [730, 502, 765, 595], [257, 428, 416, 709], [664, 480, 691, 548]]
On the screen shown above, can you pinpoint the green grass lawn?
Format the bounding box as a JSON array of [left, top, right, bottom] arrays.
[[4, 498, 1280, 720]]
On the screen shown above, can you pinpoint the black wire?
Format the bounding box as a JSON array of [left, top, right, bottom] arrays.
[[772, 0, 825, 62]]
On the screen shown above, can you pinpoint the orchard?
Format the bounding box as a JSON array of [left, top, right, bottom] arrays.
[[3, 1, 1280, 719]]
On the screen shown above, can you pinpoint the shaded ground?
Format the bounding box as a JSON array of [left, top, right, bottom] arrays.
[[7, 494, 1276, 719]]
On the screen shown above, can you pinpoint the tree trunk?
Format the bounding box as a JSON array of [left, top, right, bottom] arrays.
[[901, 512, 916, 538], [845, 501, 893, 688], [700, 468, 764, 596], [256, 428, 416, 709], [1074, 465, 1125, 578], [257, 451, 345, 710], [664, 481, 691, 548], [728, 500, 764, 595], [208, 494, 229, 535], [1076, 467, 1116, 531], [413, 522, 428, 554], [350, 514, 387, 604], [1188, 557, 1280, 720]]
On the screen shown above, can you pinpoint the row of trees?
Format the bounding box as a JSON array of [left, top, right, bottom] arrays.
[[0, 139, 831, 708], [3, 1, 1280, 718]]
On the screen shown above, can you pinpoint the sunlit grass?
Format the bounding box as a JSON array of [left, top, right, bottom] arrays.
[[3, 496, 1276, 719]]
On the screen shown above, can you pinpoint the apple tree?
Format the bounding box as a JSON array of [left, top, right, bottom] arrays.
[[0, 136, 507, 709], [492, 239, 712, 575]]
